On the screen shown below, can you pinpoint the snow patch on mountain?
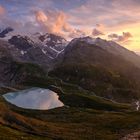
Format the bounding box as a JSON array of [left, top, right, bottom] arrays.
[[30, 33, 68, 59]]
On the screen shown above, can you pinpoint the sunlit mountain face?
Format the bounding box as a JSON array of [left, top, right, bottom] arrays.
[[0, 0, 139, 52]]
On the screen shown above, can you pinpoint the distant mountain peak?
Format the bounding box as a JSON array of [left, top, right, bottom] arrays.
[[0, 27, 14, 38], [8, 35, 35, 51], [38, 33, 67, 44], [65, 36, 140, 68], [30, 32, 68, 58], [6, 33, 68, 66]]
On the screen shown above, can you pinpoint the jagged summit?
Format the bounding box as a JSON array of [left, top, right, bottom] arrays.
[[0, 27, 14, 38]]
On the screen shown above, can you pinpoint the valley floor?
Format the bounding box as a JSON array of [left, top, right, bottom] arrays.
[[0, 78, 140, 140]]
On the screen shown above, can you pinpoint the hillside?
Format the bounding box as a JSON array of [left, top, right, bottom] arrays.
[[50, 37, 140, 103]]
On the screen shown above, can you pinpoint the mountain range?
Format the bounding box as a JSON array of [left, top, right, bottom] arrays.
[[0, 27, 140, 139], [0, 29, 140, 101]]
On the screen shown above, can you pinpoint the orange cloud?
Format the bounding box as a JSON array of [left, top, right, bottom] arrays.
[[0, 5, 5, 15], [52, 12, 66, 33], [35, 10, 68, 35], [35, 10, 86, 38], [35, 11, 48, 23]]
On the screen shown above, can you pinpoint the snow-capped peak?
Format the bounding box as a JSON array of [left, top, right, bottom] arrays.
[[0, 27, 14, 38], [30, 32, 68, 59]]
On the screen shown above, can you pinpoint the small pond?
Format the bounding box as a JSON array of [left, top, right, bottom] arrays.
[[3, 87, 64, 110]]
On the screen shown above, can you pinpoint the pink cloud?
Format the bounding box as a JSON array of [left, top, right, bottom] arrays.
[[68, 29, 86, 38], [35, 10, 86, 38], [35, 11, 48, 23], [108, 32, 133, 42], [92, 28, 104, 36], [0, 5, 6, 16], [35, 10, 70, 35]]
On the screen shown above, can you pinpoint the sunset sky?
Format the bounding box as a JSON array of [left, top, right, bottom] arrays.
[[0, 0, 140, 52]]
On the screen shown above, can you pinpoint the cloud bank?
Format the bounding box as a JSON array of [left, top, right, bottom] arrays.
[[35, 10, 86, 38], [108, 32, 133, 42]]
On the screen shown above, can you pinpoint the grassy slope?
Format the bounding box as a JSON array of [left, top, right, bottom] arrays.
[[1, 92, 140, 140], [0, 63, 140, 139], [49, 64, 140, 103], [0, 125, 51, 140]]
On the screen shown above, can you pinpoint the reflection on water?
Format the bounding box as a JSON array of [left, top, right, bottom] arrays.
[[3, 87, 64, 110]]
